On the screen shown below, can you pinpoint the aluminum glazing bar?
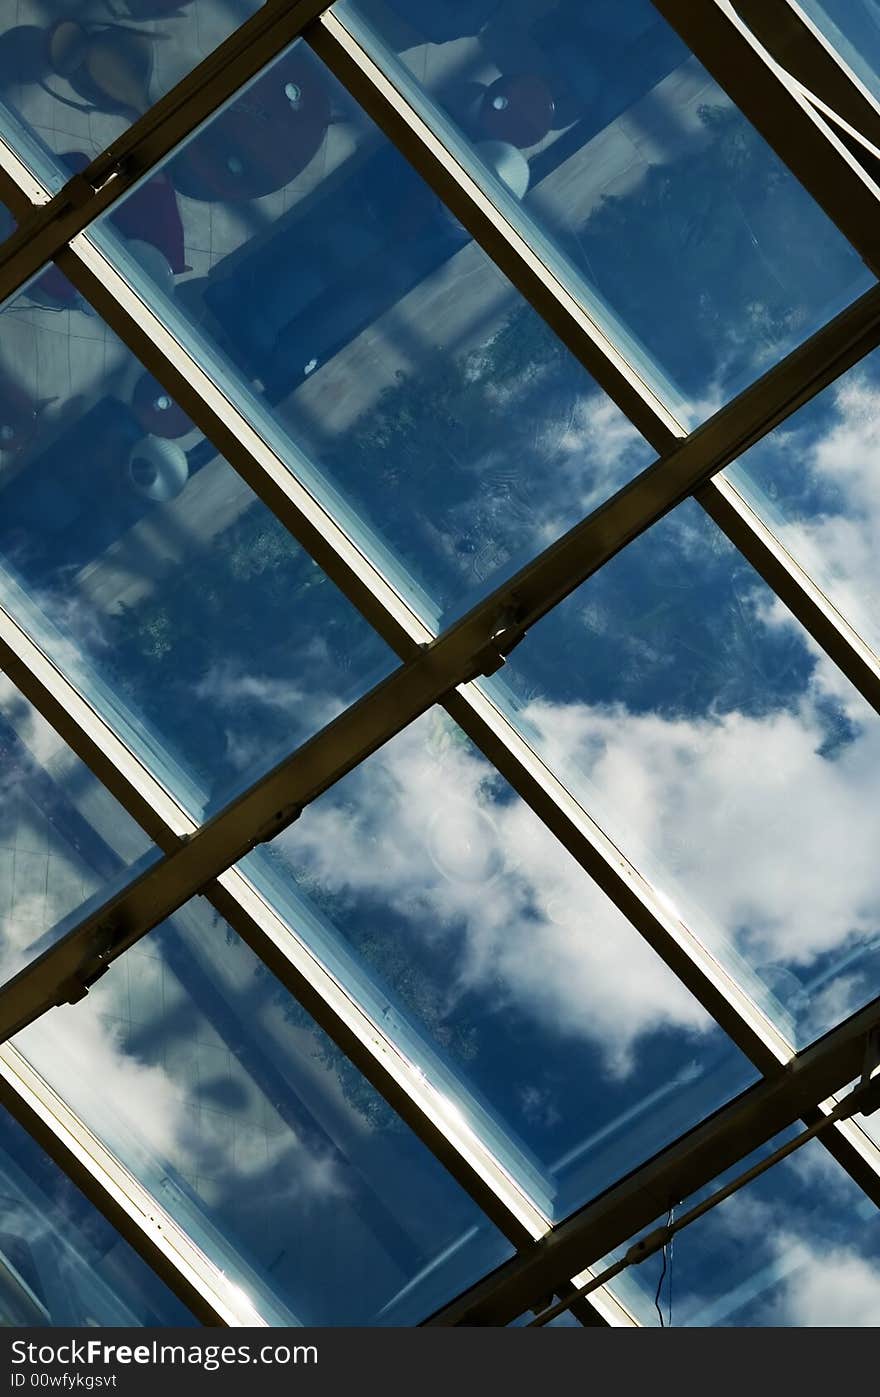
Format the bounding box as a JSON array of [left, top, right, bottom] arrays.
[[0, 1045, 267, 1326], [426, 994, 880, 1326], [652, 0, 880, 273], [0, 610, 196, 853], [0, 0, 334, 308], [0, 135, 48, 222]]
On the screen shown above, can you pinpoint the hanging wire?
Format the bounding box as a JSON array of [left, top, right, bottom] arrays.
[[653, 1204, 673, 1327], [667, 1205, 675, 1328]]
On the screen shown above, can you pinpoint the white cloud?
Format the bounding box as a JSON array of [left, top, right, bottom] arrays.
[[277, 712, 712, 1078], [516, 633, 880, 1034], [775, 1237, 880, 1326]]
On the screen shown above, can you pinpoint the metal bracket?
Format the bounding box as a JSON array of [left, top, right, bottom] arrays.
[[853, 1027, 880, 1116], [463, 605, 528, 682], [63, 161, 127, 215], [253, 802, 303, 846]]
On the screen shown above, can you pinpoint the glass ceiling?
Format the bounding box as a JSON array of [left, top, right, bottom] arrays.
[[0, 0, 878, 1330]]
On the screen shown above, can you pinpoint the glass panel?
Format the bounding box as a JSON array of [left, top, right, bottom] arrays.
[[336, 0, 872, 422], [726, 344, 880, 657], [0, 2, 261, 179], [14, 904, 512, 1325], [242, 709, 755, 1222], [798, 0, 880, 106], [485, 498, 880, 1048], [0, 673, 157, 986], [606, 1128, 880, 1326], [0, 1104, 195, 1325], [89, 37, 654, 629], [0, 266, 394, 819]]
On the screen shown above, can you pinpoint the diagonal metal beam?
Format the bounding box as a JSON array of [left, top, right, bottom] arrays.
[[0, 643, 494, 1045], [652, 0, 880, 273], [425, 993, 880, 1326], [0, 0, 334, 307]]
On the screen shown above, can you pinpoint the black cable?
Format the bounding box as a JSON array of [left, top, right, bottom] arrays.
[[653, 1205, 673, 1327], [650, 1201, 678, 1329]]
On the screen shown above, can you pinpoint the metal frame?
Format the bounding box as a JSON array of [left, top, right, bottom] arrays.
[[427, 992, 880, 1326], [0, 0, 878, 1329]]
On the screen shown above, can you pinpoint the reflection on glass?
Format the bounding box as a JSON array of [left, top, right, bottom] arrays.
[[0, 1, 260, 177], [799, 0, 880, 106], [0, 267, 393, 819], [606, 1129, 880, 1326], [242, 709, 754, 1222], [0, 1105, 195, 1325], [0, 674, 157, 987], [486, 498, 880, 1049], [726, 344, 880, 658], [90, 38, 653, 627], [15, 905, 512, 1325], [338, 0, 872, 420]]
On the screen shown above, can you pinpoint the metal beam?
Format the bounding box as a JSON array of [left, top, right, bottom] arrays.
[[0, 0, 334, 307], [425, 994, 880, 1326], [652, 0, 880, 273]]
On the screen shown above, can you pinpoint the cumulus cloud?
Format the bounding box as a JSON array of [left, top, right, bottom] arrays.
[[275, 711, 712, 1078], [270, 575, 880, 1068], [773, 1236, 880, 1326], [525, 678, 880, 970]]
